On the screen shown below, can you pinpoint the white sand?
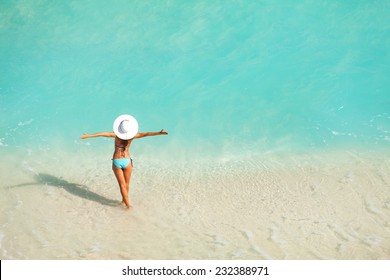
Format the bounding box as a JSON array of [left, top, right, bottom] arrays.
[[0, 148, 389, 259]]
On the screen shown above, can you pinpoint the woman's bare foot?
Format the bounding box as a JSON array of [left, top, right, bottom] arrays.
[[120, 201, 132, 209]]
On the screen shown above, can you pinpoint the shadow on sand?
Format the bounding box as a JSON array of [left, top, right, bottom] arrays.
[[8, 173, 119, 207]]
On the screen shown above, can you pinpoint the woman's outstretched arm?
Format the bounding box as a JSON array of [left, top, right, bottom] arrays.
[[134, 129, 168, 139], [80, 132, 116, 139]]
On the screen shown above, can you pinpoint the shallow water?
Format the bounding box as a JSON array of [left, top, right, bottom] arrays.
[[1, 149, 389, 259], [1, 0, 390, 259], [1, 0, 389, 153]]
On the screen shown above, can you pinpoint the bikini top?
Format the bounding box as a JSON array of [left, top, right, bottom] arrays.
[[115, 139, 128, 150], [115, 144, 126, 150]]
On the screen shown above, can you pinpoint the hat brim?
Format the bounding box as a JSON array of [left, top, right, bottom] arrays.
[[113, 114, 139, 140]]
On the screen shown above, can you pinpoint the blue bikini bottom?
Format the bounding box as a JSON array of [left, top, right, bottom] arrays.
[[112, 158, 132, 169]]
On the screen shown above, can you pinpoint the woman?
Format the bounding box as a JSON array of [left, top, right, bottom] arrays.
[[80, 115, 168, 208]]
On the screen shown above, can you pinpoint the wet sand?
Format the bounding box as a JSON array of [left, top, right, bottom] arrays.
[[0, 149, 389, 259]]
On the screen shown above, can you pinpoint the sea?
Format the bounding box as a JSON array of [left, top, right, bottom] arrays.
[[0, 0, 389, 259]]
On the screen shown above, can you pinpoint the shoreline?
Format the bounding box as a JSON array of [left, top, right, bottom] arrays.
[[0, 147, 389, 259]]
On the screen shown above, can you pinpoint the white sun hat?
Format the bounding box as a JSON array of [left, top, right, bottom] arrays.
[[113, 114, 139, 140]]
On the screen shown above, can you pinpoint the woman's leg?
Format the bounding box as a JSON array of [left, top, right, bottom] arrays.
[[112, 163, 131, 208], [123, 162, 133, 195]]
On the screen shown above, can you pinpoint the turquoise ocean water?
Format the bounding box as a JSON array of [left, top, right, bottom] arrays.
[[1, 1, 390, 260], [1, 0, 389, 157]]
